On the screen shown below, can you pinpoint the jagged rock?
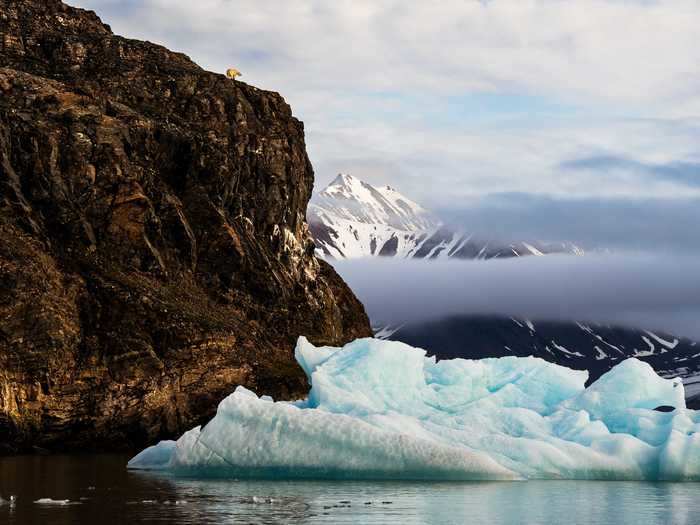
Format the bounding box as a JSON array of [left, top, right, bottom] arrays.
[[0, 0, 371, 453]]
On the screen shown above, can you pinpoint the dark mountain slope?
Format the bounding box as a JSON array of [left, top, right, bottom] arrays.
[[392, 316, 700, 408]]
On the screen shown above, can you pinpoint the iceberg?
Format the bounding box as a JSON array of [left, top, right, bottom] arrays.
[[128, 337, 700, 480]]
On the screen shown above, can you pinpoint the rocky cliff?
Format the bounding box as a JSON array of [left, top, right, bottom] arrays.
[[0, 0, 371, 453]]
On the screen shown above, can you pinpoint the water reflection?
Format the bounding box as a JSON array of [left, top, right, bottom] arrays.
[[0, 455, 698, 524]]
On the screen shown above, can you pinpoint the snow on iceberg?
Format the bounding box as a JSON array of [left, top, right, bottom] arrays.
[[128, 337, 700, 480]]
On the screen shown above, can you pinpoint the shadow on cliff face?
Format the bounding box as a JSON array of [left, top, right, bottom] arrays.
[[332, 254, 700, 340]]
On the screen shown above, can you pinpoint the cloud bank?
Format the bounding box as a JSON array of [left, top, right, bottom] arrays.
[[332, 255, 700, 340], [438, 194, 700, 254]]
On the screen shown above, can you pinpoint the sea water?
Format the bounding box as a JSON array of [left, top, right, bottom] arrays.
[[0, 454, 699, 525]]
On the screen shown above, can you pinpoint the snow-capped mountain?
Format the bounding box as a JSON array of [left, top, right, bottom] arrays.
[[311, 173, 438, 231], [308, 174, 583, 259], [308, 174, 438, 258]]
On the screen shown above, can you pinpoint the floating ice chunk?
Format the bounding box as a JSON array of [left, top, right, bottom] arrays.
[[127, 439, 176, 470], [34, 498, 71, 505], [129, 337, 700, 481]]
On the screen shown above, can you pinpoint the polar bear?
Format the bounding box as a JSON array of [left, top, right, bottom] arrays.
[[226, 68, 241, 80]]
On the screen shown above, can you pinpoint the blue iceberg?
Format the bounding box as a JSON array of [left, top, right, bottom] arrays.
[[128, 337, 700, 480]]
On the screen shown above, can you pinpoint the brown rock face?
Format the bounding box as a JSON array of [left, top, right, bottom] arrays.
[[0, 0, 371, 452]]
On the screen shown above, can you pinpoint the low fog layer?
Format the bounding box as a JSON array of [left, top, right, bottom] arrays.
[[332, 254, 700, 340]]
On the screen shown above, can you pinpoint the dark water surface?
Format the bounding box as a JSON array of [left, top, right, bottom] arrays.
[[0, 454, 699, 524]]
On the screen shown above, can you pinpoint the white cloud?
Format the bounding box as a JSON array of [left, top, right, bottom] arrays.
[[71, 0, 700, 204], [309, 115, 700, 205], [75, 0, 700, 105]]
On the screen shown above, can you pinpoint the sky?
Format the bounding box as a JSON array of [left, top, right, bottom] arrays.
[[71, 1, 700, 208]]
